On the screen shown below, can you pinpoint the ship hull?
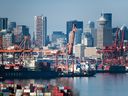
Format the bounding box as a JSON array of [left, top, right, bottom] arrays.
[[0, 70, 96, 79], [0, 68, 59, 79], [109, 65, 126, 73]]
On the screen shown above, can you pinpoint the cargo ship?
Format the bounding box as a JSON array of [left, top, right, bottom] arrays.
[[96, 65, 126, 73], [0, 60, 96, 79], [0, 61, 59, 79], [96, 62, 126, 73]]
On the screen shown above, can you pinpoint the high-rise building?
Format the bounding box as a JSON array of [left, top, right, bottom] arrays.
[[86, 21, 95, 28], [13, 25, 29, 44], [51, 31, 66, 48], [52, 31, 66, 43], [34, 16, 47, 48], [112, 27, 118, 42], [97, 15, 112, 48], [120, 25, 128, 41], [81, 32, 93, 47], [55, 38, 66, 48], [102, 13, 112, 28], [16, 25, 29, 36], [66, 20, 83, 43], [46, 35, 50, 46], [84, 21, 96, 46], [2, 33, 13, 49], [9, 22, 16, 31], [0, 18, 8, 30], [13, 26, 23, 44], [74, 29, 83, 45]]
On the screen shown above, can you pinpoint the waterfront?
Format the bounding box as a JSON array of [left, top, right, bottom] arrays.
[[1, 73, 128, 96]]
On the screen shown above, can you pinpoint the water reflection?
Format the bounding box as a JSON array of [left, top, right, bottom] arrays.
[[1, 73, 128, 96]]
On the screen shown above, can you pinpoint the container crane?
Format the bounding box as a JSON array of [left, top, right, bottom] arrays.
[[97, 27, 128, 72]]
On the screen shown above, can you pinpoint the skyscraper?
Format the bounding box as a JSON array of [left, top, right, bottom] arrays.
[[66, 20, 83, 43], [120, 25, 128, 41], [16, 25, 29, 36], [102, 13, 112, 28], [34, 16, 47, 48], [9, 22, 16, 31], [97, 14, 112, 48], [0, 18, 8, 30], [13, 25, 29, 44], [2, 33, 13, 49], [74, 28, 83, 45], [84, 21, 96, 46], [52, 31, 66, 43], [81, 32, 93, 47]]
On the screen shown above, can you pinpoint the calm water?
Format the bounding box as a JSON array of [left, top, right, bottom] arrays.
[[2, 73, 128, 96]]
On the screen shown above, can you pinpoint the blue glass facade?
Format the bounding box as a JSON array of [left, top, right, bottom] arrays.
[[66, 20, 83, 43]]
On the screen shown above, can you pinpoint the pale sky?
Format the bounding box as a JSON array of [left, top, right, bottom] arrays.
[[0, 0, 128, 35]]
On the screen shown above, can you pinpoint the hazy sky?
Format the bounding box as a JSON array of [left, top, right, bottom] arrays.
[[0, 0, 128, 35]]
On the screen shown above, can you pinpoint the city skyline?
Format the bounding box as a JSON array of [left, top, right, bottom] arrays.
[[0, 0, 128, 35]]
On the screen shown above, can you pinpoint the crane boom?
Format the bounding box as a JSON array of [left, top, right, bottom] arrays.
[[68, 24, 77, 55]]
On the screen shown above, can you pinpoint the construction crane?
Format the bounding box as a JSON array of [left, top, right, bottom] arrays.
[[68, 24, 77, 55], [66, 24, 77, 73], [53, 24, 77, 73]]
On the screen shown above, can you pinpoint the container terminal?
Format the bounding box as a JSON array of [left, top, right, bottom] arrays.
[[1, 24, 128, 80], [0, 24, 96, 80], [97, 27, 128, 73]]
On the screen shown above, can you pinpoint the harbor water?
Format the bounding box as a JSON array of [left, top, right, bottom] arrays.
[[1, 73, 128, 96]]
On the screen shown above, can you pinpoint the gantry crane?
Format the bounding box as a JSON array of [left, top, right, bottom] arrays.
[[0, 35, 40, 66], [97, 27, 128, 72]]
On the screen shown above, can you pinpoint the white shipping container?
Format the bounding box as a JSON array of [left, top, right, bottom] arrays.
[[30, 92, 36, 96], [16, 89, 23, 96], [37, 93, 44, 96], [24, 89, 30, 93], [44, 92, 51, 96], [59, 86, 64, 90]]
